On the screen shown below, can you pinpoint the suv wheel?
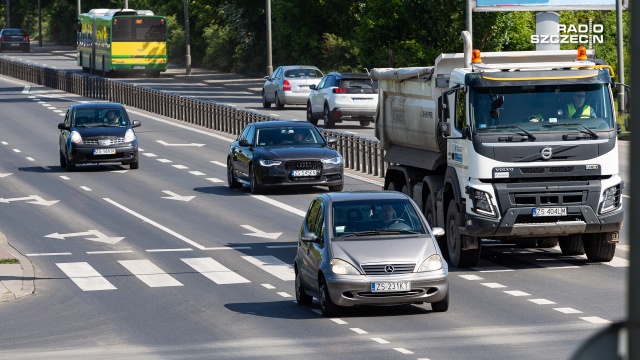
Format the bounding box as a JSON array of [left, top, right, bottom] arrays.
[[307, 102, 318, 126], [324, 105, 335, 129]]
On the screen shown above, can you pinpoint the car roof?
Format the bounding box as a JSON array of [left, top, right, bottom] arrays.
[[279, 65, 321, 69], [251, 120, 316, 129], [323, 191, 411, 203], [70, 102, 126, 111], [327, 72, 371, 79]]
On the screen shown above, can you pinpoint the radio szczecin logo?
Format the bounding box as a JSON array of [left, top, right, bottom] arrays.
[[531, 20, 603, 48]]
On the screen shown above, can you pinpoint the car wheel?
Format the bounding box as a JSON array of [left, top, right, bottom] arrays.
[[558, 235, 585, 255], [446, 199, 480, 267], [262, 91, 272, 108], [249, 165, 261, 194], [359, 120, 371, 127], [227, 159, 242, 189], [65, 155, 76, 172], [307, 102, 318, 126], [295, 270, 313, 305], [431, 290, 449, 312], [324, 105, 335, 129], [275, 93, 284, 110], [59, 151, 67, 168], [328, 184, 343, 192], [129, 161, 139, 170], [319, 277, 340, 317]]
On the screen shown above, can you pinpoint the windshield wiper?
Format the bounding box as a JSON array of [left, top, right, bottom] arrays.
[[543, 123, 599, 139], [339, 229, 420, 237], [491, 125, 536, 141]]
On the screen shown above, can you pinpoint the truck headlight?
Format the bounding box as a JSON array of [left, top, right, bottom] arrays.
[[469, 188, 497, 217], [600, 184, 621, 214]]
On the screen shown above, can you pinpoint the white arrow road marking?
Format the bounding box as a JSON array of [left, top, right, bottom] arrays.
[[210, 161, 226, 167], [0, 195, 59, 206], [0, 173, 12, 178], [156, 140, 205, 147], [240, 225, 282, 240], [44, 229, 125, 244], [161, 190, 195, 202]]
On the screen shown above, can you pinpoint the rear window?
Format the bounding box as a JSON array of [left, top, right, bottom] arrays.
[[3, 30, 26, 36], [284, 69, 323, 78], [339, 79, 378, 90]]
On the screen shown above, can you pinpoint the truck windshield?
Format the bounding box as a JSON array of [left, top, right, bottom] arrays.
[[470, 84, 614, 134]]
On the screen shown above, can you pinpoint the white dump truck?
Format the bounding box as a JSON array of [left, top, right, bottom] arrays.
[[372, 31, 623, 267]]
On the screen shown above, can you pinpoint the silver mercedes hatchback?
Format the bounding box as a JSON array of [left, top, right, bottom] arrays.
[[262, 65, 324, 109]]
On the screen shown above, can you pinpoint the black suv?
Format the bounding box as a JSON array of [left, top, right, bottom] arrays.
[[0, 28, 30, 53]]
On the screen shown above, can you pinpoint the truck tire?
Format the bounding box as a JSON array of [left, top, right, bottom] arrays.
[[425, 194, 449, 259], [583, 232, 616, 262], [558, 235, 585, 255], [446, 199, 480, 267]]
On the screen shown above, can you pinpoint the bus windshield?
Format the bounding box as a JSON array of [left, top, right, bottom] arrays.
[[112, 17, 166, 42]]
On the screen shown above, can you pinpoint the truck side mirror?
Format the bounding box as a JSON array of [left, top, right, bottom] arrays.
[[439, 122, 451, 137], [438, 95, 450, 121]]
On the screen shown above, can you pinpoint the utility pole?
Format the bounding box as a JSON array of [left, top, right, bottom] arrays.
[[38, 0, 42, 47], [184, 0, 191, 75], [266, 0, 273, 76], [6, 0, 10, 28]]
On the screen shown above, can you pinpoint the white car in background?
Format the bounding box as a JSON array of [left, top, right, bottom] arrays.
[[262, 65, 324, 109], [306, 72, 378, 128]]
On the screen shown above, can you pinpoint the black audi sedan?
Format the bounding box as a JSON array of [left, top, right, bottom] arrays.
[[227, 121, 344, 193], [58, 103, 141, 171]]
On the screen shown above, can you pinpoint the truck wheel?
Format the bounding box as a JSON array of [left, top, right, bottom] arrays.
[[583, 233, 616, 262], [558, 235, 585, 255], [536, 237, 558, 248], [446, 199, 480, 267], [425, 194, 449, 259]]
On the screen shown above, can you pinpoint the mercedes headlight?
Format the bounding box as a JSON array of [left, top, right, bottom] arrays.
[[417, 254, 443, 272], [259, 159, 282, 166], [70, 131, 83, 144], [321, 156, 343, 165], [124, 129, 136, 142], [330, 258, 360, 275]]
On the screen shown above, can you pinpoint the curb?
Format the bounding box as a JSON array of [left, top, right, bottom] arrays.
[[0, 232, 35, 302]]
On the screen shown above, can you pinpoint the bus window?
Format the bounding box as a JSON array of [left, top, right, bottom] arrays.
[[112, 17, 166, 42]]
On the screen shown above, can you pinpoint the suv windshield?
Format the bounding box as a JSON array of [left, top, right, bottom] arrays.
[[332, 199, 426, 237], [471, 83, 614, 134]]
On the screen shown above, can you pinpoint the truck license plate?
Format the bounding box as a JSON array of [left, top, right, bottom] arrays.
[[371, 281, 410, 292], [532, 207, 566, 217], [292, 170, 317, 177]]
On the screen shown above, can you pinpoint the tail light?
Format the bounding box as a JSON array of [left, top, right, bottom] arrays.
[[25, 35, 29, 42], [283, 80, 291, 91], [333, 88, 346, 94]]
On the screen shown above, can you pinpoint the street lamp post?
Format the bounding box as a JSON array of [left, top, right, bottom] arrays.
[[184, 0, 191, 75], [38, 0, 42, 47], [266, 0, 273, 76]]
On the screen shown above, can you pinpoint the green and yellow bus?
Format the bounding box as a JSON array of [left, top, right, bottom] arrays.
[[77, 8, 167, 77]]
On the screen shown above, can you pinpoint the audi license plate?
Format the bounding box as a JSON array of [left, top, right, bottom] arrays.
[[532, 207, 567, 217], [93, 149, 116, 155], [371, 282, 410, 293], [292, 170, 317, 177]]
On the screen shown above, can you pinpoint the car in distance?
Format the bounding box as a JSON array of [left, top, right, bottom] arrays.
[[0, 28, 30, 53], [307, 72, 378, 128], [262, 65, 324, 109], [294, 191, 449, 317], [58, 103, 141, 171], [227, 120, 344, 194]]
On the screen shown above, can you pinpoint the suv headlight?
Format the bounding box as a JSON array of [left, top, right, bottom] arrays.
[[124, 129, 136, 142], [417, 254, 443, 272], [321, 156, 343, 165], [600, 184, 621, 214], [259, 159, 282, 166], [467, 188, 497, 218], [330, 258, 360, 275], [71, 131, 83, 144]]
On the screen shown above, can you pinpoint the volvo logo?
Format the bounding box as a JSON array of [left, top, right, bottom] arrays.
[[540, 147, 553, 160], [384, 265, 395, 273]]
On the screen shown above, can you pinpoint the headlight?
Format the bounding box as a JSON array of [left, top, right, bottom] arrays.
[[70, 131, 83, 144], [124, 129, 136, 142], [417, 254, 443, 272], [330, 258, 360, 275], [600, 185, 621, 214], [468, 187, 497, 217], [321, 156, 343, 165], [259, 159, 282, 166]]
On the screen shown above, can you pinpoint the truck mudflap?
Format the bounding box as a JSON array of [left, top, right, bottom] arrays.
[[462, 205, 624, 238]]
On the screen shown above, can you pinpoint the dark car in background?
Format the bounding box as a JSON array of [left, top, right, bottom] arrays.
[[294, 191, 449, 317], [0, 28, 30, 53], [227, 120, 344, 194], [58, 102, 141, 171]]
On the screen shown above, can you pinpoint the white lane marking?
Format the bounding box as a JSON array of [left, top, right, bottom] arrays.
[[554, 307, 583, 314], [172, 165, 188, 169], [529, 299, 556, 305], [261, 284, 276, 289], [80, 186, 92, 191], [57, 262, 117, 291], [146, 248, 193, 252], [250, 195, 306, 217], [277, 292, 292, 298], [182, 257, 250, 284], [202, 246, 252, 250], [459, 274, 484, 281], [59, 113, 65, 116], [242, 255, 295, 281], [350, 328, 368, 334], [59, 176, 70, 180], [119, 259, 183, 287], [142, 153, 157, 157], [87, 250, 134, 254], [481, 282, 507, 288], [103, 197, 207, 250], [157, 159, 173, 163], [371, 338, 390, 344], [580, 316, 611, 324], [577, 255, 629, 267], [504, 290, 530, 297], [22, 86, 31, 93], [12, 149, 20, 153], [210, 161, 226, 167], [189, 171, 206, 176], [206, 178, 224, 183], [27, 252, 72, 256], [26, 157, 34, 161], [345, 172, 384, 187], [53, 110, 63, 113], [331, 319, 348, 325], [394, 348, 414, 354], [1, 141, 7, 145]]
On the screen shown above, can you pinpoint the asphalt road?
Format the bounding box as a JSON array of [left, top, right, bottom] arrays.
[[0, 74, 630, 359]]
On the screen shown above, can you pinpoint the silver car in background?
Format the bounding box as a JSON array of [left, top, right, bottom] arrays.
[[294, 191, 449, 317], [262, 65, 324, 109]]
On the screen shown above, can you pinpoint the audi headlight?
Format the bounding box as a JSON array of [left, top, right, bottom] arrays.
[[321, 156, 343, 165], [468, 188, 496, 217], [330, 258, 360, 275], [417, 254, 443, 272], [124, 129, 136, 142], [70, 131, 83, 144], [259, 159, 282, 166], [600, 185, 621, 214]]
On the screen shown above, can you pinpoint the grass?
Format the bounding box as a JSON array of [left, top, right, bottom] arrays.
[[0, 259, 18, 264]]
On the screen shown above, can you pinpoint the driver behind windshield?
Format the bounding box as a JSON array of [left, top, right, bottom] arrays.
[[564, 91, 596, 119]]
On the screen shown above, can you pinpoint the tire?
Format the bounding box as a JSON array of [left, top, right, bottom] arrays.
[[324, 105, 335, 129], [59, 152, 67, 168], [359, 120, 371, 127], [515, 239, 538, 248], [275, 93, 284, 110], [262, 91, 272, 108], [425, 194, 449, 259], [320, 278, 340, 317], [558, 235, 585, 255], [295, 270, 313, 305], [65, 156, 76, 172], [431, 290, 449, 312], [536, 237, 558, 248], [307, 102, 318, 126], [583, 233, 616, 262], [227, 160, 242, 189], [129, 161, 139, 170], [387, 181, 401, 192], [249, 165, 261, 194], [328, 183, 344, 192], [446, 199, 480, 267]]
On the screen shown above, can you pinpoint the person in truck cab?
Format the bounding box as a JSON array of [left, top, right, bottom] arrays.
[[565, 91, 596, 119]]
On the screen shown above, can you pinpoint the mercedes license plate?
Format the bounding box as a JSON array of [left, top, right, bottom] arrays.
[[93, 148, 116, 155], [532, 207, 566, 217], [371, 282, 410, 292], [292, 169, 317, 177]]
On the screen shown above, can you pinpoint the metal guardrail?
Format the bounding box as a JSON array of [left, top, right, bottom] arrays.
[[0, 58, 386, 178]]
